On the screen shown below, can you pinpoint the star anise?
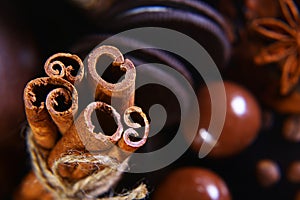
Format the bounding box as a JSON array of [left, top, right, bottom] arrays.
[[252, 0, 300, 95]]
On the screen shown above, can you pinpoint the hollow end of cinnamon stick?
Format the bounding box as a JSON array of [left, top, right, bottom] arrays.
[[79, 101, 123, 152], [47, 101, 124, 180], [108, 106, 149, 162], [46, 87, 78, 135], [87, 45, 136, 114], [44, 53, 84, 84], [24, 77, 78, 149]]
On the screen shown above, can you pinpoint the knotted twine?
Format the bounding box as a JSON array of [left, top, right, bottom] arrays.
[[27, 129, 148, 200]]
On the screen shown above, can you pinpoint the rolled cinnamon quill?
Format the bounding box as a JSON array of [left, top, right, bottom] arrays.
[[111, 106, 149, 162], [44, 53, 84, 84], [46, 87, 78, 135], [87, 45, 136, 114], [47, 101, 123, 179], [24, 77, 78, 149]]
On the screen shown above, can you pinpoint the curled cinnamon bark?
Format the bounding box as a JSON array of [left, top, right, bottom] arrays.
[[24, 77, 78, 149], [46, 88, 78, 135], [77, 101, 123, 152], [110, 106, 149, 162], [118, 106, 149, 152], [44, 53, 84, 84], [87, 45, 136, 114], [47, 101, 123, 178]]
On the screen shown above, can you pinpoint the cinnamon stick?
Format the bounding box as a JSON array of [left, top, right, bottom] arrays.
[[44, 52, 84, 84], [111, 106, 149, 162], [46, 87, 78, 135], [23, 77, 78, 149], [87, 45, 136, 114], [119, 106, 149, 152], [47, 101, 123, 179]]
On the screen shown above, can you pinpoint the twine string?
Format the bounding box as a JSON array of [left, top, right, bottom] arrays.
[[27, 129, 148, 200]]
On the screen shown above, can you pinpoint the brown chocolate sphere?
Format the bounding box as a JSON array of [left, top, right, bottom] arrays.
[[191, 81, 261, 158], [256, 159, 281, 187], [153, 167, 231, 200], [282, 115, 300, 142]]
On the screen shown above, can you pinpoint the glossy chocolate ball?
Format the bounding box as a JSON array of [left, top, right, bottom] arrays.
[[153, 167, 231, 200], [256, 159, 281, 187], [282, 115, 300, 142], [191, 81, 261, 158]]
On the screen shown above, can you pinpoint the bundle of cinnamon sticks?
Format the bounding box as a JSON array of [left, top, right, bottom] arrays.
[[15, 45, 149, 200]]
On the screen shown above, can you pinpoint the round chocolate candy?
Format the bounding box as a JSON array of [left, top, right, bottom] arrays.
[[282, 115, 300, 142], [256, 159, 281, 187], [152, 167, 231, 200], [191, 81, 261, 158]]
